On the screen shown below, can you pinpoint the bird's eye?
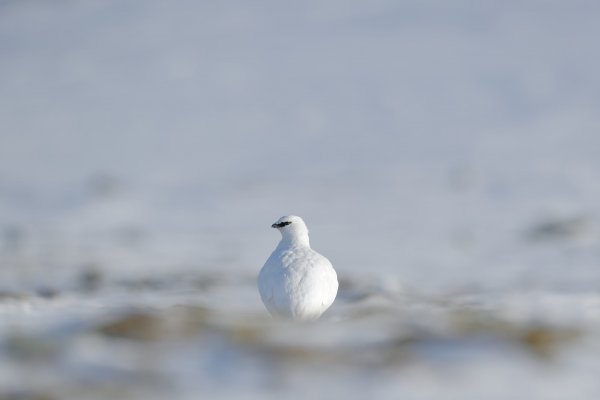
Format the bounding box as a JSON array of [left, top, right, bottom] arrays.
[[276, 221, 292, 227]]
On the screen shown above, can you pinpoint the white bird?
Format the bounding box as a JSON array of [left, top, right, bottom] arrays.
[[258, 215, 338, 321]]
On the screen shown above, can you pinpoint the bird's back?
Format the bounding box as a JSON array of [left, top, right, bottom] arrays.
[[258, 244, 338, 320]]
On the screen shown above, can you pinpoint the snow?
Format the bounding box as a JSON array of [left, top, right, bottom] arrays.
[[1, 0, 600, 398]]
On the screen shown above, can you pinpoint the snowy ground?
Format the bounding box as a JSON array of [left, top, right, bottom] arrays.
[[2, 0, 600, 398]]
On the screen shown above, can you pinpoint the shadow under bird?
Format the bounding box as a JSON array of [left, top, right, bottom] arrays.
[[258, 215, 338, 321]]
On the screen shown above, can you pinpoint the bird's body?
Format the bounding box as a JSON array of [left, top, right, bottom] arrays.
[[258, 216, 338, 321]]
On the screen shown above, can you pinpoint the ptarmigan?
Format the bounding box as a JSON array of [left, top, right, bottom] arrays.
[[258, 215, 338, 321]]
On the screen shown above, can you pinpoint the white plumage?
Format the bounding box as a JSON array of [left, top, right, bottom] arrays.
[[258, 215, 338, 321]]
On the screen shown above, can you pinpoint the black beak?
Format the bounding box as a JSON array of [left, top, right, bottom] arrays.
[[272, 221, 292, 228]]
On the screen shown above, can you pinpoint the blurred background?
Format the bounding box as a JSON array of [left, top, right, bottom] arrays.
[[1, 1, 600, 399]]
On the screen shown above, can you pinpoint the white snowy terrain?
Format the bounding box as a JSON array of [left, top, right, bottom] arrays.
[[1, 1, 600, 399]]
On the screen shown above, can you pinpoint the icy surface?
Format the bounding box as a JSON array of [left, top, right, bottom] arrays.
[[2, 0, 600, 398]]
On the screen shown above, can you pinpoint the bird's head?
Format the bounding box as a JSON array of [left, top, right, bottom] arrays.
[[271, 215, 309, 244]]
